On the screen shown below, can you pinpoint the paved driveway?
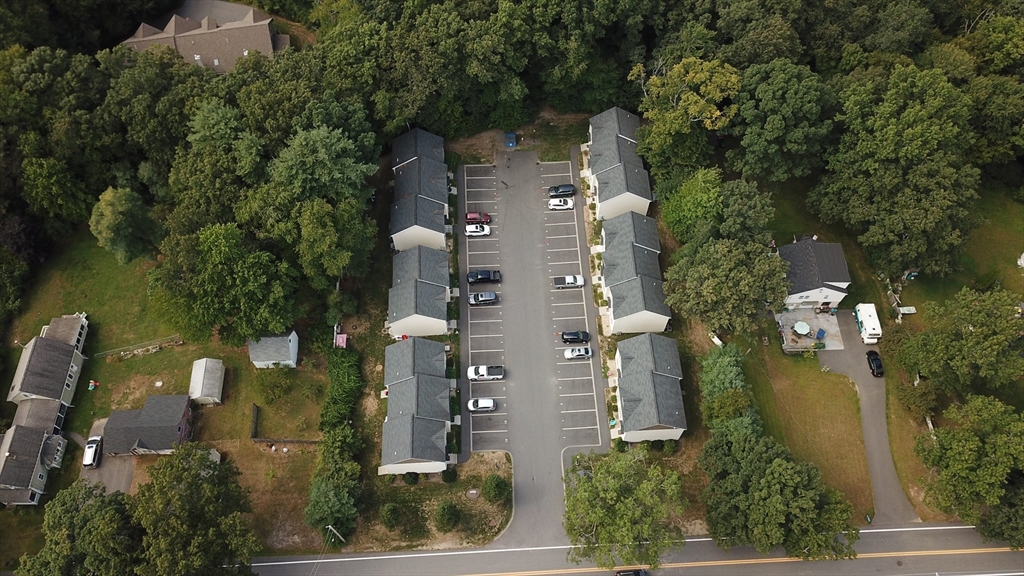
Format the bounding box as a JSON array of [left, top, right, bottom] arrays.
[[457, 148, 606, 548], [78, 417, 135, 495], [818, 312, 919, 525]]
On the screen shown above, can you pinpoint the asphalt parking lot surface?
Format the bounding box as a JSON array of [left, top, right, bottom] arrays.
[[457, 149, 607, 547]]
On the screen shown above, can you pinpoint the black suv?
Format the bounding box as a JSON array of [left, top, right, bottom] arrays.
[[866, 350, 884, 377], [561, 330, 591, 344], [547, 184, 576, 197], [468, 291, 498, 306], [467, 270, 501, 284]]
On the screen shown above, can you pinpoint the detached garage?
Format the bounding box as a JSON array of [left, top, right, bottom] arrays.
[[189, 358, 224, 405]]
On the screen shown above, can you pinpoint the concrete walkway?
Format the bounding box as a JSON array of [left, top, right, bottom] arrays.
[[818, 312, 920, 525]]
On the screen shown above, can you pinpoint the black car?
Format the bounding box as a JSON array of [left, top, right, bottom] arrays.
[[468, 291, 498, 306], [866, 350, 884, 377], [614, 571, 647, 576], [561, 330, 591, 344], [547, 184, 576, 197], [467, 270, 501, 284]]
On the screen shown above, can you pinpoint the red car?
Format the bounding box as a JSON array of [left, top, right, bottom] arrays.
[[466, 212, 491, 224]]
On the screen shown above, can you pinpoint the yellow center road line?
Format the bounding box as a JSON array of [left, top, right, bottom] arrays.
[[462, 548, 1018, 576]]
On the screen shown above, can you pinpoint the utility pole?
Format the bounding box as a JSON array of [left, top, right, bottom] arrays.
[[325, 525, 346, 544]]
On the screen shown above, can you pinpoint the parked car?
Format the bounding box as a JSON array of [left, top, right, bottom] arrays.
[[564, 347, 593, 360], [83, 436, 102, 468], [468, 397, 497, 412], [614, 571, 647, 576], [467, 270, 501, 284], [468, 291, 498, 306], [548, 184, 576, 197], [561, 330, 591, 344], [465, 212, 491, 224], [866, 350, 884, 377], [465, 224, 491, 237], [548, 198, 574, 211]]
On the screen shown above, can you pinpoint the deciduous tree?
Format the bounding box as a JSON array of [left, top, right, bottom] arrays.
[[564, 447, 686, 569], [89, 186, 159, 264]]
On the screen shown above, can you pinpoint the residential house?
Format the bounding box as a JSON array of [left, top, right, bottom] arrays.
[[189, 358, 225, 405], [387, 246, 451, 338], [389, 128, 450, 251], [585, 107, 652, 220], [247, 330, 298, 368], [613, 333, 687, 443], [778, 238, 852, 311], [104, 395, 193, 456], [595, 212, 671, 334], [383, 337, 448, 388], [122, 0, 288, 74], [1, 313, 87, 505]]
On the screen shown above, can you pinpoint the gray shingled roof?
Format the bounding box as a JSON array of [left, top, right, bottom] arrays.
[[609, 275, 671, 320], [393, 246, 450, 288], [384, 337, 447, 387], [8, 337, 75, 402], [386, 375, 451, 422], [604, 243, 662, 288], [247, 331, 295, 364], [104, 395, 189, 454], [389, 195, 446, 236], [595, 157, 652, 204], [603, 211, 660, 253], [589, 107, 642, 174], [41, 315, 85, 348], [0, 426, 46, 489], [380, 413, 447, 466], [617, 333, 686, 433], [394, 157, 449, 204], [392, 128, 445, 168], [189, 358, 224, 400], [778, 240, 851, 294], [388, 281, 448, 324], [11, 398, 59, 430]]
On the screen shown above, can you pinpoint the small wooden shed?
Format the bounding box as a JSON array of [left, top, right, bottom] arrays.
[[189, 358, 224, 405]]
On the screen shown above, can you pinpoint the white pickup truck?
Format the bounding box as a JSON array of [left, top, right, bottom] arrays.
[[467, 365, 505, 381], [552, 275, 585, 289]]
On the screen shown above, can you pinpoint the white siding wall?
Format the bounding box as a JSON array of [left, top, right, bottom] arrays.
[[389, 316, 447, 338], [377, 461, 447, 475], [621, 428, 684, 443], [784, 286, 848, 310], [610, 310, 670, 334], [596, 194, 650, 220], [392, 227, 446, 252]]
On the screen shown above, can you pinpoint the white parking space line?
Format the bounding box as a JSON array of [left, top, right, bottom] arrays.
[[548, 261, 580, 265], [559, 392, 594, 397], [562, 425, 598, 431], [547, 235, 578, 239], [558, 379, 592, 383], [551, 302, 583, 306], [472, 411, 508, 417], [467, 237, 498, 241], [545, 222, 574, 227], [546, 248, 577, 252], [553, 316, 587, 321], [466, 200, 499, 203], [469, 319, 503, 323], [472, 349, 505, 353], [465, 175, 496, 179], [468, 251, 500, 256], [472, 429, 509, 434], [561, 409, 596, 414], [543, 173, 573, 178], [469, 334, 502, 338], [557, 361, 588, 365]]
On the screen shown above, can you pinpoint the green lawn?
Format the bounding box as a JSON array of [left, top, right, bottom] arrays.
[[516, 114, 590, 162]]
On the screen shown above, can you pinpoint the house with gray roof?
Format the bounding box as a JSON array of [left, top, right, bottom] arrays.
[[586, 107, 652, 220], [389, 129, 450, 251], [384, 337, 447, 387], [104, 395, 193, 456], [1, 313, 86, 505], [122, 0, 288, 73], [596, 212, 670, 334], [388, 246, 450, 338], [778, 239, 851, 311], [189, 358, 224, 405], [378, 414, 449, 476], [613, 333, 686, 443], [0, 425, 67, 506], [247, 330, 298, 368]]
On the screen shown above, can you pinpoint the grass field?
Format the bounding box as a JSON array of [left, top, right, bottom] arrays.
[[739, 330, 875, 523], [516, 112, 590, 162], [0, 229, 327, 566]]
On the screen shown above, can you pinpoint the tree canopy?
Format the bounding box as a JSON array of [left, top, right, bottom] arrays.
[[563, 447, 686, 569]]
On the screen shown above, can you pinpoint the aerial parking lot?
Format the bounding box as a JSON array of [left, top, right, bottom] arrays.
[[457, 150, 606, 544]]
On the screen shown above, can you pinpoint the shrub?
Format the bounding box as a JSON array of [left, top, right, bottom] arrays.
[[895, 377, 938, 421], [434, 501, 460, 532], [663, 439, 678, 454], [403, 472, 420, 485], [441, 468, 458, 483], [613, 438, 627, 452], [253, 367, 291, 404], [651, 440, 665, 452], [319, 348, 364, 431], [380, 502, 402, 530], [481, 474, 512, 504]]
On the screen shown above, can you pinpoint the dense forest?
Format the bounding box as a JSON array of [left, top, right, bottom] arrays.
[[1, 0, 1022, 554]]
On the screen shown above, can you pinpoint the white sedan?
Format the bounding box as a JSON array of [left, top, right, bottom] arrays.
[[548, 198, 574, 211], [465, 224, 491, 237], [468, 398, 497, 412], [563, 347, 593, 360]]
